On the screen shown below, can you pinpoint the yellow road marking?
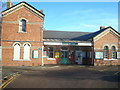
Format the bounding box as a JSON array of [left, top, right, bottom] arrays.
[[1, 77, 13, 87], [0, 74, 20, 89], [2, 77, 14, 89]]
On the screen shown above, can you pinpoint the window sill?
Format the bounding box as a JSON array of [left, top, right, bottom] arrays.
[[47, 58, 55, 60], [23, 59, 31, 61], [13, 59, 21, 61], [18, 31, 27, 33], [104, 59, 109, 60], [109, 59, 117, 60], [13, 59, 31, 61], [104, 59, 117, 60]]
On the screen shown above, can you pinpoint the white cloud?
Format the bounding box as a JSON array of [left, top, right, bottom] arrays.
[[80, 24, 98, 28], [63, 9, 101, 16], [56, 23, 99, 32]]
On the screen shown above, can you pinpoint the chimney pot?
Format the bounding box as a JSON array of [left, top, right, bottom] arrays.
[[100, 26, 105, 30], [7, 0, 13, 9]]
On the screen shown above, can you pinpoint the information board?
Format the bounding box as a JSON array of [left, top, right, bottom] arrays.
[[33, 50, 39, 58], [95, 52, 103, 59], [117, 52, 120, 59]]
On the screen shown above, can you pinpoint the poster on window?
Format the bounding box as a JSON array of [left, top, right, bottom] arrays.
[[55, 52, 60, 58], [33, 50, 39, 59], [95, 52, 103, 59], [117, 52, 120, 59]]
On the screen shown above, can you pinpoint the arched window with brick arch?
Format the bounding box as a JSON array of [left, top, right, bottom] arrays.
[[13, 43, 20, 60], [19, 19, 26, 32], [104, 46, 109, 59], [23, 43, 31, 60], [111, 46, 117, 59]]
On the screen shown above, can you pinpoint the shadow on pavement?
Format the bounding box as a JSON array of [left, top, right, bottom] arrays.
[[23, 68, 119, 83], [101, 74, 120, 82]]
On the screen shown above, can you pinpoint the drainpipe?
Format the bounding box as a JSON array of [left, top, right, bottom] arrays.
[[91, 38, 94, 66], [41, 46, 44, 66]]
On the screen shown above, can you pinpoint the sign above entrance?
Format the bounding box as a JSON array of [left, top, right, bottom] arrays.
[[62, 42, 78, 45], [44, 42, 92, 46]]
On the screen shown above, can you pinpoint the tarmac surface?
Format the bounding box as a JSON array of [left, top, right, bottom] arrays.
[[3, 65, 120, 88]]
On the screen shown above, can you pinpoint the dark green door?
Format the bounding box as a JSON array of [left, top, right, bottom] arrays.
[[60, 51, 68, 64]]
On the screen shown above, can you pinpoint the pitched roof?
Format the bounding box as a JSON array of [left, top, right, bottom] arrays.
[[43, 30, 91, 40], [71, 26, 120, 41], [2, 1, 45, 18], [43, 26, 120, 41]]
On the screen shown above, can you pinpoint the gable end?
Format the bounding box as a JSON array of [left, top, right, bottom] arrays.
[[2, 2, 45, 19]]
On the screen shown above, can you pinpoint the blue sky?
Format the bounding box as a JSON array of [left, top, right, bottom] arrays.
[[12, 2, 118, 32]]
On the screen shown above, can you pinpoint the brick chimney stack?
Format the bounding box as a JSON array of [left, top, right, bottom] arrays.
[[7, 0, 13, 9], [100, 26, 105, 30]]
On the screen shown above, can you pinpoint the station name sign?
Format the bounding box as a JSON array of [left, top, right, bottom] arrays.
[[62, 42, 78, 45], [44, 42, 92, 46]]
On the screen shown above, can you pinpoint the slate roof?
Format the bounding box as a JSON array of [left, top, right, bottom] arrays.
[[71, 26, 120, 41], [43, 30, 91, 40], [43, 26, 120, 42]]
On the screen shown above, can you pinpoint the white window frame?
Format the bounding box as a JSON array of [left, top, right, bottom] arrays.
[[48, 47, 55, 60], [13, 43, 21, 61], [19, 19, 27, 33], [23, 43, 31, 61], [111, 46, 117, 59], [104, 46, 109, 60]]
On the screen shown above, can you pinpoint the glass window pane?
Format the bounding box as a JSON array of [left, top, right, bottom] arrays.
[[48, 47, 54, 58], [104, 46, 109, 59], [19, 19, 26, 32], [112, 46, 117, 59]]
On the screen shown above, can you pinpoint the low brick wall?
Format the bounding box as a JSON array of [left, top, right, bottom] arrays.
[[94, 59, 120, 66]]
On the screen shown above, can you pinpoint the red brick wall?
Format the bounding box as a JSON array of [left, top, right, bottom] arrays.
[[2, 7, 43, 41], [2, 7, 44, 66], [94, 30, 120, 66]]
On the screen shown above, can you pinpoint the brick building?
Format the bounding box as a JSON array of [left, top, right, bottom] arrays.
[[1, 1, 120, 66]]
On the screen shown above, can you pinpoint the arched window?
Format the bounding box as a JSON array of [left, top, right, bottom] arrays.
[[104, 46, 109, 59], [19, 19, 26, 32], [23, 43, 31, 60], [13, 43, 20, 60], [112, 46, 117, 59]]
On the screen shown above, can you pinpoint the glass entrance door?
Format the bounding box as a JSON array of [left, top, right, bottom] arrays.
[[60, 51, 68, 64], [75, 50, 82, 64]]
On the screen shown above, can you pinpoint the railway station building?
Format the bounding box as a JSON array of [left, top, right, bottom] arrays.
[[1, 1, 120, 66]]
